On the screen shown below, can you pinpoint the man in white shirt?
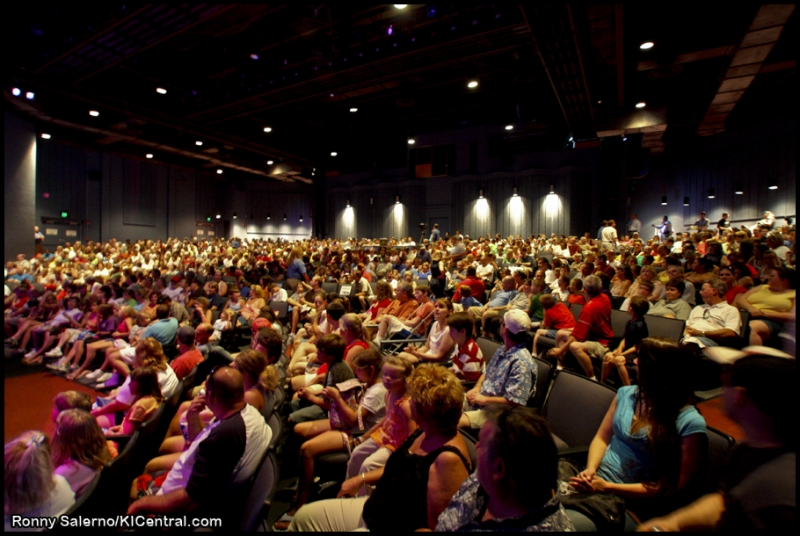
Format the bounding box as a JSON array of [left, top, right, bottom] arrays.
[[600, 220, 619, 251], [682, 279, 741, 348], [628, 213, 642, 236]]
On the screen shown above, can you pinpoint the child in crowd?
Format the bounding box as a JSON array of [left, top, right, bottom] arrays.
[[457, 285, 482, 309], [601, 296, 650, 385], [105, 367, 163, 435], [533, 294, 577, 356], [446, 312, 485, 382], [210, 310, 232, 343], [51, 409, 112, 497], [342, 356, 416, 496]]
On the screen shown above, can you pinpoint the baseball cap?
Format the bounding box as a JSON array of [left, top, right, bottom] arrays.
[[503, 309, 531, 335]]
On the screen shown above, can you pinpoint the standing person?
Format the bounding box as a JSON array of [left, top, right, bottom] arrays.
[[717, 212, 731, 237], [694, 211, 711, 230], [429, 223, 442, 243], [34, 226, 44, 256], [653, 216, 672, 242], [628, 214, 642, 237], [601, 220, 619, 251]]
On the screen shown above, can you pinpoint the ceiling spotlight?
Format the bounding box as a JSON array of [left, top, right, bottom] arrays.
[[708, 188, 716, 199], [250, 53, 259, 60], [735, 185, 744, 195], [370, 197, 374, 205], [395, 195, 401, 204], [267, 160, 274, 166], [346, 199, 351, 208], [299, 215, 304, 222], [479, 189, 485, 199], [156, 87, 167, 94], [25, 91, 35, 100], [549, 184, 555, 196], [622, 136, 628, 141], [635, 102, 646, 109], [467, 80, 479, 88], [350, 107, 358, 112], [597, 99, 602, 104], [640, 42, 655, 50], [89, 110, 99, 117], [407, 138, 415, 145], [206, 214, 211, 222], [263, 127, 272, 133], [233, 212, 238, 219], [215, 212, 221, 219], [217, 169, 223, 174], [195, 141, 203, 146], [283, 214, 287, 221], [145, 153, 154, 159], [11, 88, 21, 96], [331, 151, 338, 157], [684, 197, 690, 206], [505, 125, 514, 130], [769, 184, 779, 190], [394, 4, 408, 8], [40, 133, 51, 139], [661, 196, 668, 205], [513, 187, 519, 197], [267, 213, 271, 220]]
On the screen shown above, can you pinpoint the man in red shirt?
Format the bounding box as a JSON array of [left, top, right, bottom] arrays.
[[548, 275, 613, 381], [452, 266, 486, 304], [170, 325, 205, 380]]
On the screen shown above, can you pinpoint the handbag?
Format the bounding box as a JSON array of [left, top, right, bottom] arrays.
[[328, 378, 365, 431], [557, 458, 627, 532]]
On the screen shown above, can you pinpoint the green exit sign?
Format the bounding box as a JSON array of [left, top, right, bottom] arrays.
[[61, 211, 69, 218]]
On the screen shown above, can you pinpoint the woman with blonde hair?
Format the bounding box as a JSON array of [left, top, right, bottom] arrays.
[[4, 431, 74, 528], [239, 285, 265, 324], [51, 409, 112, 497], [624, 265, 664, 302]]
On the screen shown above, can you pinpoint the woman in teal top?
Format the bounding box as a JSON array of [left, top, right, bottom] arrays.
[[567, 337, 707, 530]]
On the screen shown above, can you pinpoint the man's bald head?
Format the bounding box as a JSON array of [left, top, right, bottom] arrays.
[[209, 366, 244, 407]]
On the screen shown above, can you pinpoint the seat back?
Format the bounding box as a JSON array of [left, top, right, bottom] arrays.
[[129, 403, 166, 474], [261, 389, 276, 421], [267, 413, 283, 451], [529, 357, 554, 412], [321, 282, 338, 294], [644, 315, 685, 341], [542, 370, 617, 449], [239, 451, 279, 531], [734, 309, 751, 349], [570, 303, 584, 321], [62, 470, 101, 517], [704, 427, 735, 495], [269, 300, 289, 322], [476, 337, 501, 367], [94, 430, 139, 513], [610, 309, 629, 339]]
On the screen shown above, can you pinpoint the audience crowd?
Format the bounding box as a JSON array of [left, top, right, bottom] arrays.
[[4, 211, 796, 532]]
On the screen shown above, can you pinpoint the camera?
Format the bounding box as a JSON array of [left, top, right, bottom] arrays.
[[418, 222, 427, 230]]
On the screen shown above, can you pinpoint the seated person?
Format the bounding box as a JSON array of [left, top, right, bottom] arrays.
[[445, 312, 485, 382], [647, 279, 692, 321], [51, 409, 113, 497], [397, 298, 456, 365], [129, 367, 271, 526], [562, 337, 706, 531], [466, 276, 519, 336], [601, 296, 649, 385], [533, 294, 577, 356], [4, 432, 75, 530], [456, 284, 482, 309], [288, 365, 472, 532], [683, 279, 741, 349], [169, 325, 205, 381], [735, 266, 795, 347], [373, 285, 432, 345], [459, 310, 535, 429], [567, 278, 587, 305], [640, 350, 796, 532], [106, 366, 163, 436], [436, 406, 574, 531]]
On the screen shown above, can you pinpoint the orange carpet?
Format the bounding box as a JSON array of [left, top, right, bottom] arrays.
[[4, 371, 103, 442]]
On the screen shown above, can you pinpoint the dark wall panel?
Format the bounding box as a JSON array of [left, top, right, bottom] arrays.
[[4, 112, 37, 262]]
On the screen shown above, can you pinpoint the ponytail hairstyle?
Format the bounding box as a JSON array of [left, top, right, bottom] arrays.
[[4, 432, 55, 515]]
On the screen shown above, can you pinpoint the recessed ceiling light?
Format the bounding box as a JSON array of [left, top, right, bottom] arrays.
[[40, 133, 51, 139], [408, 139, 415, 145], [146, 153, 154, 159], [394, 4, 408, 8], [640, 42, 654, 50], [250, 53, 259, 60], [267, 160, 274, 165], [635, 102, 646, 108], [350, 107, 358, 112], [156, 87, 167, 94], [769, 185, 779, 190], [25, 91, 35, 100], [263, 127, 272, 133], [217, 169, 223, 174], [195, 141, 203, 146], [505, 125, 514, 130], [467, 80, 479, 88], [89, 110, 99, 117], [597, 99, 602, 104], [11, 88, 21, 96], [331, 152, 338, 157]]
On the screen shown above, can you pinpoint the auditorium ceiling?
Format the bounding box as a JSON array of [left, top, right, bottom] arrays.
[[5, 4, 796, 182]]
